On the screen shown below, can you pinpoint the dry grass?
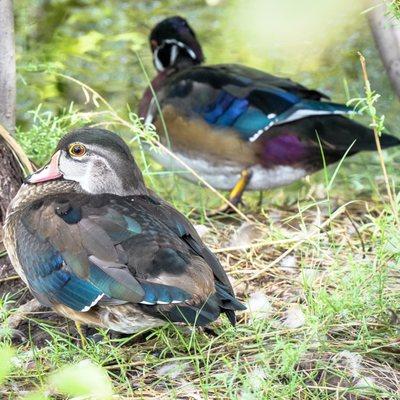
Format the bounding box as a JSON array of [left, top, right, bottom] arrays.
[[1, 194, 399, 399]]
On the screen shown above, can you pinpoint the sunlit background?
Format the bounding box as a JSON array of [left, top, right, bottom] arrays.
[[14, 0, 397, 127], [12, 0, 400, 209]]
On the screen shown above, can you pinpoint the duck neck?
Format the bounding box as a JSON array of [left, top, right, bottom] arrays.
[[172, 54, 199, 71], [139, 57, 200, 119], [139, 69, 170, 118]]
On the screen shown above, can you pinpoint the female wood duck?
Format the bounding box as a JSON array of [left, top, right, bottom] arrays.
[[139, 16, 400, 211], [3, 128, 245, 336]]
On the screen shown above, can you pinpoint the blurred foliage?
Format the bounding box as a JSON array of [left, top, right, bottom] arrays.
[[388, 0, 400, 19], [49, 359, 113, 399], [14, 0, 211, 127], [0, 346, 14, 386], [15, 103, 91, 165], [0, 345, 113, 399], [13, 0, 400, 135]]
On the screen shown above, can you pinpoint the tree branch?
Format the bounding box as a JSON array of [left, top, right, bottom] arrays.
[[369, 0, 400, 99]]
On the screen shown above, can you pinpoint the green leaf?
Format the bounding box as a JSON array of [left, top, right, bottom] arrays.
[[112, 32, 146, 51], [49, 359, 113, 399], [0, 347, 15, 386], [75, 31, 104, 54]]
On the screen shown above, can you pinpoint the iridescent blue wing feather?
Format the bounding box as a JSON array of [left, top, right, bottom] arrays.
[[15, 193, 243, 325], [160, 64, 353, 142]]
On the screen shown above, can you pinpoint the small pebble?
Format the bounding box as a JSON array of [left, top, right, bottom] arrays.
[[283, 304, 305, 328], [194, 224, 209, 238], [228, 222, 264, 248], [280, 255, 296, 269], [156, 362, 187, 379], [245, 292, 272, 322]]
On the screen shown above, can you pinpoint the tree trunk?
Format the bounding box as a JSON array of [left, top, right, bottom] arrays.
[[369, 0, 400, 99], [0, 135, 24, 223], [0, 1, 39, 332], [0, 0, 16, 132], [0, 0, 23, 225]]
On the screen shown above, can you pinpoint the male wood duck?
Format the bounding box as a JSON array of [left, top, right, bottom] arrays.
[[3, 128, 245, 337], [139, 16, 400, 211]]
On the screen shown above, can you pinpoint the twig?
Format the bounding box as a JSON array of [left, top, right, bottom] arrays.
[[358, 53, 399, 225], [213, 237, 312, 253], [344, 209, 366, 257], [6, 298, 42, 329], [0, 123, 34, 174], [0, 275, 19, 283]]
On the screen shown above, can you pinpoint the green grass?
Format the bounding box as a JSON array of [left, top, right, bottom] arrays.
[[2, 74, 400, 399], [2, 243, 399, 399], [388, 0, 400, 20]]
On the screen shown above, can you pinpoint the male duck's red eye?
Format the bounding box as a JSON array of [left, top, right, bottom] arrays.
[[68, 143, 86, 157]]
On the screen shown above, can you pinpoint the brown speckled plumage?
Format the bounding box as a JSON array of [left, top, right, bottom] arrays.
[[4, 129, 245, 333]]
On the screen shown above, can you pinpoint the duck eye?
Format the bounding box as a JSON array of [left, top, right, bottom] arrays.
[[68, 143, 86, 157]]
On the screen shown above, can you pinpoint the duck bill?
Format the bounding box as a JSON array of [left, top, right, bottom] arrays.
[[25, 151, 63, 184]]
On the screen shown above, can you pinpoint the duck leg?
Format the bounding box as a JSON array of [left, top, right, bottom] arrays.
[[75, 321, 88, 348], [210, 169, 252, 215], [257, 190, 264, 209]]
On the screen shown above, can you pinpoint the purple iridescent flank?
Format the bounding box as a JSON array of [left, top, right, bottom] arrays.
[[262, 134, 308, 165]]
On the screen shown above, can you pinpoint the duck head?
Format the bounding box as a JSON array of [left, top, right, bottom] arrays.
[[26, 128, 147, 196], [150, 16, 204, 72]]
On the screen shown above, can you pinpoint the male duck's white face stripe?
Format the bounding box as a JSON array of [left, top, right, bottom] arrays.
[[170, 44, 179, 65], [164, 39, 197, 60], [153, 39, 198, 72], [154, 47, 165, 71]]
